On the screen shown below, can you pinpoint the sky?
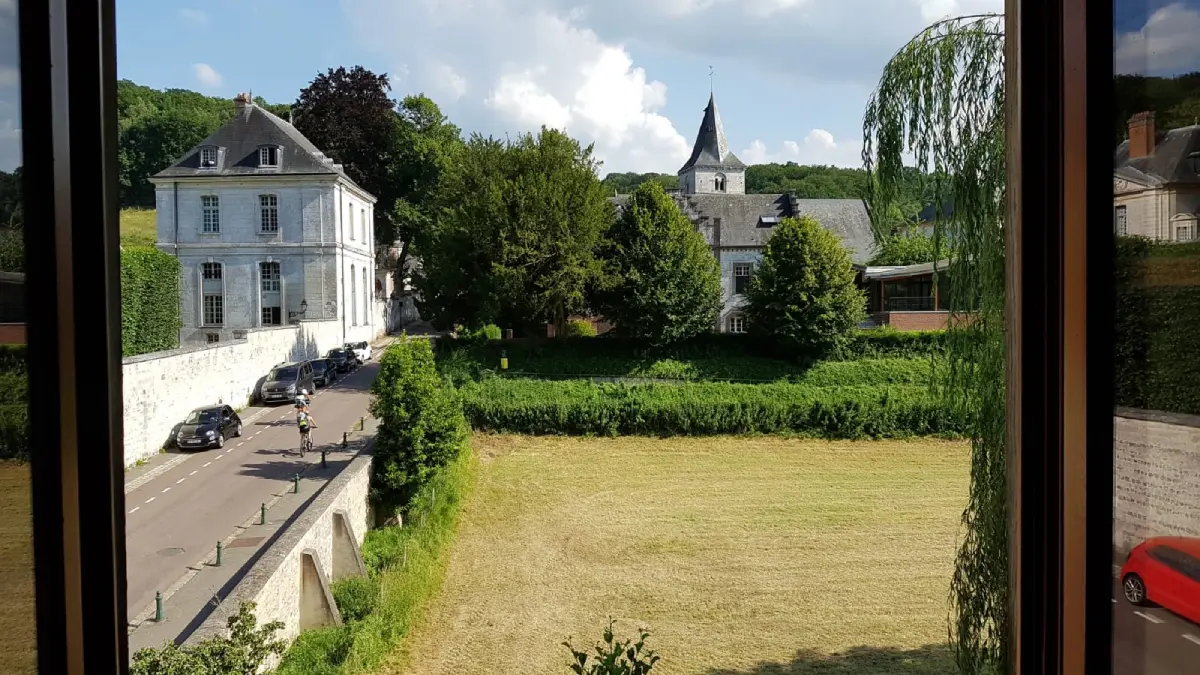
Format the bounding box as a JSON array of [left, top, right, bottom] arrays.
[[3, 0, 1200, 175]]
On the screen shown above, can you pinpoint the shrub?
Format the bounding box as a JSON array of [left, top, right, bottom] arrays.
[[332, 576, 379, 623], [467, 324, 502, 342], [130, 602, 285, 675], [563, 319, 597, 338], [369, 335, 469, 513], [869, 232, 948, 266], [745, 216, 866, 359], [121, 247, 181, 357], [459, 379, 965, 438], [564, 620, 660, 675], [592, 182, 722, 346]]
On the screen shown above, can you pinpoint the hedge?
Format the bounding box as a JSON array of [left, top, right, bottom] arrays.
[[121, 247, 181, 357], [459, 379, 965, 438], [0, 345, 27, 461]]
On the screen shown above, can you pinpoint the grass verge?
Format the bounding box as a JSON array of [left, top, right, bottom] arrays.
[[0, 461, 36, 675], [120, 208, 157, 247], [274, 446, 478, 675], [386, 435, 967, 675]]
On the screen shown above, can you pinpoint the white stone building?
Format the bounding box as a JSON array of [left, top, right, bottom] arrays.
[[1114, 111, 1200, 242], [151, 93, 377, 346], [614, 93, 875, 333]]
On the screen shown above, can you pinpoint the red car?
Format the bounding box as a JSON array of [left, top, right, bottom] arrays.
[[1121, 536, 1200, 624]]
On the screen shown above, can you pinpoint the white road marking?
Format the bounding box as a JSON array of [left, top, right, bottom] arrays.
[[123, 452, 192, 494], [128, 507, 140, 514], [237, 442, 245, 447], [226, 448, 233, 453], [256, 431, 263, 436], [161, 487, 171, 493], [1112, 598, 1118, 603], [1135, 611, 1165, 624], [189, 470, 197, 476], [144, 497, 155, 504], [214, 454, 223, 460], [175, 478, 186, 484], [1184, 634, 1200, 646], [203, 462, 211, 467]]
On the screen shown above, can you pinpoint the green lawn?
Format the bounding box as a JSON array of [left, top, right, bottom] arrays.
[[0, 461, 37, 675], [120, 208, 157, 247], [381, 435, 966, 675]]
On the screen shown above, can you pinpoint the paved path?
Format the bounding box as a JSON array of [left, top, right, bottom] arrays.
[[1113, 566, 1200, 673], [123, 340, 392, 626]]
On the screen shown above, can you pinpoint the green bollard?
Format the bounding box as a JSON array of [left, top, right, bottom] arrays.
[[215, 541, 223, 567], [342, 431, 348, 448], [260, 502, 266, 525], [155, 591, 164, 622], [360, 416, 365, 431], [293, 474, 300, 493], [500, 349, 508, 371], [321, 449, 327, 469]]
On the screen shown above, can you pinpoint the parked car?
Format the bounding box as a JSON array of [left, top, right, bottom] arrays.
[[176, 405, 242, 450], [1121, 536, 1200, 624], [326, 348, 354, 373], [259, 361, 316, 404], [346, 341, 371, 363], [311, 358, 338, 387]]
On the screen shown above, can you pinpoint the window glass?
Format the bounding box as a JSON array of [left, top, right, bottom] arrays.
[[0, 1, 34, 671], [1113, 1, 1200, 668]]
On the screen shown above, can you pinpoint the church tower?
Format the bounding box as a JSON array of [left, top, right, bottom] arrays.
[[678, 92, 746, 195]]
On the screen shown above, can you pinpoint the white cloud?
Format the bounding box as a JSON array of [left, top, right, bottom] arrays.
[[1115, 3, 1200, 76], [741, 129, 863, 168], [343, 0, 690, 174], [192, 63, 223, 89], [179, 8, 209, 25]]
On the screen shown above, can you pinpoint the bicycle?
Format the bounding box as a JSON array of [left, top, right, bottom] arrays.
[[299, 425, 317, 457]]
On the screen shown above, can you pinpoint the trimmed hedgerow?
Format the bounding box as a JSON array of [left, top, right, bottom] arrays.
[[120, 247, 181, 357], [459, 379, 965, 438]]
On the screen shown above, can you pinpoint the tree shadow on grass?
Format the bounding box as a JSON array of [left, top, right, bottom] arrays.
[[706, 644, 955, 675]]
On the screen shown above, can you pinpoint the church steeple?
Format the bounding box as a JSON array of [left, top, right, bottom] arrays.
[[678, 92, 745, 194]]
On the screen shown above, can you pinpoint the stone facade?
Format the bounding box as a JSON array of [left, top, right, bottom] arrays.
[[186, 449, 373, 670], [121, 320, 343, 466], [1113, 409, 1200, 555]]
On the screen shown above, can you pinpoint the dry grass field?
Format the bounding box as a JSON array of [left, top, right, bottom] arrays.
[[383, 435, 968, 675], [0, 461, 37, 675]]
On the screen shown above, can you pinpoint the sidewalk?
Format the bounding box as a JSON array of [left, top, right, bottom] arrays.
[[127, 417, 380, 656]]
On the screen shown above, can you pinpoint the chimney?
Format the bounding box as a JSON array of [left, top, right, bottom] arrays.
[[1129, 111, 1157, 159], [234, 92, 252, 110]]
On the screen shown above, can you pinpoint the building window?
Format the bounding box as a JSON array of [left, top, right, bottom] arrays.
[[201, 195, 220, 233], [199, 147, 218, 168], [259, 194, 279, 233], [259, 145, 280, 167], [734, 263, 752, 295], [349, 203, 355, 240], [361, 208, 366, 242], [728, 314, 746, 334], [1177, 223, 1195, 242], [1115, 205, 1128, 235], [260, 261, 281, 293], [201, 262, 224, 327], [351, 264, 357, 326], [714, 173, 727, 192], [206, 332, 220, 344], [363, 267, 369, 324], [260, 261, 282, 326]]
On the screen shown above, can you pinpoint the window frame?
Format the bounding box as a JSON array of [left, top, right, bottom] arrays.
[[199, 146, 218, 168], [733, 263, 752, 295], [1114, 204, 1127, 235], [727, 313, 745, 334], [259, 193, 280, 234], [200, 261, 225, 327], [258, 145, 280, 168], [200, 194, 220, 234]]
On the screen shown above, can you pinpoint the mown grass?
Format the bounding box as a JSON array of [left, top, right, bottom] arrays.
[[275, 447, 478, 675], [120, 208, 158, 247], [384, 435, 967, 675], [0, 461, 37, 675]]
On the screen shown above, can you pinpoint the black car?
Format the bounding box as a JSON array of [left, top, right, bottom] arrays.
[[312, 358, 338, 387], [326, 349, 355, 373], [176, 405, 242, 450], [260, 361, 316, 404]]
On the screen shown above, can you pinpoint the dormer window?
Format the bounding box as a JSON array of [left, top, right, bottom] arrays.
[[199, 146, 218, 168], [259, 145, 280, 168]]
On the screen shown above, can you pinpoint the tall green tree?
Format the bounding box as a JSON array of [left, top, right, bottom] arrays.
[[744, 216, 865, 358], [863, 14, 1006, 675], [416, 128, 611, 335], [869, 232, 949, 266], [593, 182, 722, 345], [292, 66, 404, 243], [391, 94, 463, 272]]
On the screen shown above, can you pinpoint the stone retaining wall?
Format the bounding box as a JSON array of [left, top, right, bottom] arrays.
[[1114, 408, 1200, 554]]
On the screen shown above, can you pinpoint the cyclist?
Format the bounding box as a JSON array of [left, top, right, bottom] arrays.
[[296, 405, 317, 455], [294, 388, 311, 410]]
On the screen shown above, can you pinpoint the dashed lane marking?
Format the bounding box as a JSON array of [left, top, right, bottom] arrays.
[[189, 470, 197, 476], [214, 454, 223, 460], [128, 507, 139, 514], [144, 497, 155, 504], [203, 462, 211, 467], [1135, 611, 1164, 624], [161, 487, 171, 493], [175, 478, 186, 484], [1184, 634, 1200, 646], [1112, 598, 1118, 603]]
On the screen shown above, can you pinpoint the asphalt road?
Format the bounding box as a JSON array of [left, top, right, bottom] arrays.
[[123, 355, 379, 623], [1113, 574, 1200, 674]]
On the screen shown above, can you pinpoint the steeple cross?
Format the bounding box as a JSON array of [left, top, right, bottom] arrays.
[[709, 66, 714, 93]]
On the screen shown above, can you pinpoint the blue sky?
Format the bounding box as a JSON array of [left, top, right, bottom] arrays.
[[4, 0, 1200, 173]]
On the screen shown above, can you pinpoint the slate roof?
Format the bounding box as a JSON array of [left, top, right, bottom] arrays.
[[1114, 124, 1200, 186], [678, 93, 746, 174], [610, 193, 876, 264], [153, 99, 372, 197]]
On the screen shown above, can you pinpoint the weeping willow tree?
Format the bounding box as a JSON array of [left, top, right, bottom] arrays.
[[862, 14, 1007, 675]]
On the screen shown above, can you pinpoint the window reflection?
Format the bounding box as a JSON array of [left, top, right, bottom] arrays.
[[0, 0, 33, 673], [1113, 1, 1200, 672]]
